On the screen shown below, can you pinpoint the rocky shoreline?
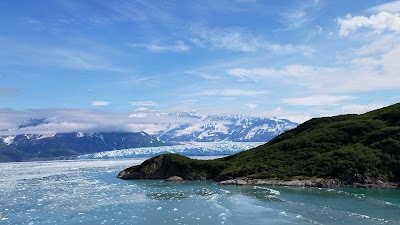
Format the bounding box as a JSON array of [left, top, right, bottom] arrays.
[[117, 154, 400, 189], [132, 174, 400, 189], [219, 177, 400, 189]]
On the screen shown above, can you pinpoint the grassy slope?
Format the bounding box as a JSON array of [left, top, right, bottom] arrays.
[[122, 103, 400, 183]]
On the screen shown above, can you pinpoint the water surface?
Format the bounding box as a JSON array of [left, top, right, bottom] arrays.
[[1, 159, 399, 225]]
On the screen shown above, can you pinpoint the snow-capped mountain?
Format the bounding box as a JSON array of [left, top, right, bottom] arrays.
[[157, 116, 297, 142], [1, 111, 297, 157], [0, 132, 168, 159], [130, 109, 298, 143]]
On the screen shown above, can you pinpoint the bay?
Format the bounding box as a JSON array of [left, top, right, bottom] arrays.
[[1, 156, 400, 224]]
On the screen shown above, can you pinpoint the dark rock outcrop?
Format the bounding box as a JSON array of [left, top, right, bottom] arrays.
[[117, 153, 228, 180], [118, 154, 186, 180]]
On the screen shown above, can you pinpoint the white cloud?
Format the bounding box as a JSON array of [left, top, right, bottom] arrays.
[[0, 108, 200, 135], [190, 25, 259, 52], [91, 101, 111, 106], [247, 103, 258, 110], [194, 89, 267, 96], [226, 46, 400, 93], [317, 103, 387, 118], [338, 12, 400, 36], [380, 42, 400, 74], [280, 0, 320, 29], [129, 101, 158, 107], [283, 9, 309, 29], [256, 107, 312, 124], [226, 64, 337, 83], [281, 95, 354, 106], [340, 103, 385, 114], [222, 89, 267, 96], [355, 34, 397, 56], [189, 25, 313, 54], [146, 41, 190, 52], [368, 1, 400, 13]]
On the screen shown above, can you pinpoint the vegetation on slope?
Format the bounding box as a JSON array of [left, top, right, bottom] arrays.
[[0, 143, 25, 162], [120, 103, 400, 184]]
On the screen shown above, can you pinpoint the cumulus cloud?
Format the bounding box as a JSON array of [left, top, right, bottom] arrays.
[[338, 12, 400, 36], [91, 101, 111, 106], [281, 95, 355, 106]]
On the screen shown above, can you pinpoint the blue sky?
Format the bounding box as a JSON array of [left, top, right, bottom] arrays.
[[1, 0, 400, 131]]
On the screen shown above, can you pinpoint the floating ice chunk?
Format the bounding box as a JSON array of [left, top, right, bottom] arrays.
[[267, 188, 280, 195], [157, 207, 162, 210], [279, 211, 288, 216]]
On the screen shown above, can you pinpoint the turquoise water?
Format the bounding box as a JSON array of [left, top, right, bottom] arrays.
[[1, 159, 399, 225]]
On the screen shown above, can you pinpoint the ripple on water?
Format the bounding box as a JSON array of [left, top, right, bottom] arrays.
[[1, 159, 400, 225]]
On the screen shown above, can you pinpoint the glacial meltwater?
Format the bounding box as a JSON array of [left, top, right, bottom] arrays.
[[1, 158, 400, 224]]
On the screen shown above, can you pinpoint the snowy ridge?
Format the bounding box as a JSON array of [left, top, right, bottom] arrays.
[[151, 113, 298, 142], [2, 136, 15, 145], [1, 111, 298, 145], [78, 142, 263, 159]]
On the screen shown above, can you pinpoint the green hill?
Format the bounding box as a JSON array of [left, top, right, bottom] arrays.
[[119, 103, 400, 186]]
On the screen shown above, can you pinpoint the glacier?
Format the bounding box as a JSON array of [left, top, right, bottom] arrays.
[[78, 142, 263, 159]]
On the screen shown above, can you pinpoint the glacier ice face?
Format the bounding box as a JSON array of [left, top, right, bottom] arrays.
[[78, 142, 263, 159]]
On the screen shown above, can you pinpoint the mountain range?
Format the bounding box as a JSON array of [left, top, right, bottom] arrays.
[[131, 109, 298, 142], [0, 132, 167, 161], [119, 103, 400, 188], [0, 111, 297, 162]]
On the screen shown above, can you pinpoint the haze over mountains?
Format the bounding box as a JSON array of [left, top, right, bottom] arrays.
[[0, 110, 297, 161], [2, 109, 297, 143]]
